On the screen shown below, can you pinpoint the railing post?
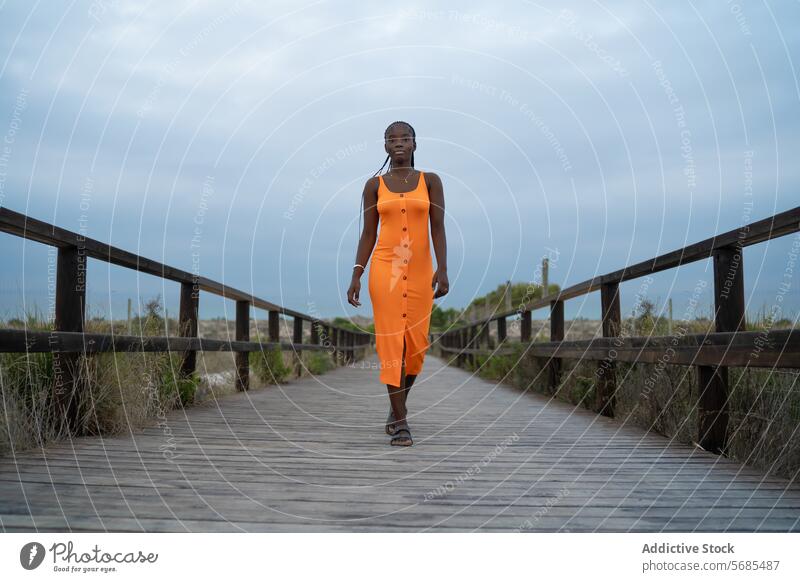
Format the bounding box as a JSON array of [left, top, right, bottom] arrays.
[[549, 299, 564, 394], [268, 310, 280, 344], [497, 317, 507, 344], [521, 310, 531, 342], [179, 280, 199, 378], [458, 328, 466, 367], [310, 319, 320, 345], [235, 300, 250, 391], [293, 316, 304, 376], [323, 323, 331, 353], [267, 309, 281, 377], [463, 327, 470, 367], [483, 321, 492, 350], [344, 330, 350, 363], [348, 331, 354, 363], [53, 245, 87, 435], [347, 331, 355, 362], [698, 245, 744, 454], [469, 325, 477, 368], [596, 282, 620, 417]]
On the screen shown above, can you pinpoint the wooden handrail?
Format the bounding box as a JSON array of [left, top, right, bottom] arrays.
[[0, 206, 371, 432], [445, 206, 800, 329], [0, 206, 357, 321], [435, 206, 800, 455]]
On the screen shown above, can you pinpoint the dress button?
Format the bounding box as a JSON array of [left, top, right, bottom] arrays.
[[403, 293, 407, 297], [401, 209, 405, 213], [403, 275, 407, 280], [402, 227, 407, 231], [403, 259, 407, 264], [402, 313, 406, 317], [400, 194, 404, 197]]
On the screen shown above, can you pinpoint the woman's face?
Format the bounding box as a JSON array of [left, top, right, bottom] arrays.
[[384, 125, 415, 166]]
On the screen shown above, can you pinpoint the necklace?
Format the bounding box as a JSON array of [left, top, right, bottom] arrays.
[[389, 166, 415, 183]]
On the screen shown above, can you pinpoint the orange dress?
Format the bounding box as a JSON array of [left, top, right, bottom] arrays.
[[368, 170, 434, 387]]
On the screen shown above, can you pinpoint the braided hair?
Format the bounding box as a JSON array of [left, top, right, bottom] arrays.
[[357, 121, 416, 254]]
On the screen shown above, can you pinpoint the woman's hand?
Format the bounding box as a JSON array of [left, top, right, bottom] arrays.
[[347, 275, 362, 307], [432, 268, 449, 299]]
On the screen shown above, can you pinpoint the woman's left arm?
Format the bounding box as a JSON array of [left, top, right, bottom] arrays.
[[427, 172, 449, 298]]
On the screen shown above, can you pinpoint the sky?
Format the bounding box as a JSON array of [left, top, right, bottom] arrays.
[[0, 0, 798, 325]]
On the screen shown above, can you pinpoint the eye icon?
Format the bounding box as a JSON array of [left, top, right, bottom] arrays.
[[20, 542, 46, 570]]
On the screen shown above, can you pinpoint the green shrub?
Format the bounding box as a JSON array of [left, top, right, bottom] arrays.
[[250, 347, 291, 385], [303, 351, 334, 375], [569, 375, 595, 409], [474, 353, 514, 381], [159, 352, 199, 406]]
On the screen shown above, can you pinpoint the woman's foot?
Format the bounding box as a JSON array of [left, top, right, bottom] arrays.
[[386, 376, 416, 435], [386, 408, 397, 435], [390, 420, 413, 446], [385, 373, 416, 436]]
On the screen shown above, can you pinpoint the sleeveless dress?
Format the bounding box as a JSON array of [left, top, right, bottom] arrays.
[[368, 170, 434, 387]]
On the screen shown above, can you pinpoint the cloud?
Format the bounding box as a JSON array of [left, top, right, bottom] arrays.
[[0, 0, 798, 319]]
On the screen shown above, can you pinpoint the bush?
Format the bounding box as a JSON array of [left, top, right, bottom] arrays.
[[303, 351, 334, 375], [474, 352, 516, 382], [568, 375, 595, 409], [159, 352, 199, 407], [250, 347, 291, 385]]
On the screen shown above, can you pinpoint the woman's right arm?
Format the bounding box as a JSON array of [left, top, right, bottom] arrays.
[[347, 177, 379, 307]]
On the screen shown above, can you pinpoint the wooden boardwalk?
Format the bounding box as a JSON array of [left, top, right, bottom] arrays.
[[1, 353, 799, 532]]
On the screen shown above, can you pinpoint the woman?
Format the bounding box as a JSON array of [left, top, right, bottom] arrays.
[[347, 121, 449, 446]]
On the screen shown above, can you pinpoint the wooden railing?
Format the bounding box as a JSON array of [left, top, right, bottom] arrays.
[[0, 207, 371, 433], [434, 206, 800, 455]]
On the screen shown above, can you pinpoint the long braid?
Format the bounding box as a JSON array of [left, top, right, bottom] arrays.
[[358, 121, 416, 257]]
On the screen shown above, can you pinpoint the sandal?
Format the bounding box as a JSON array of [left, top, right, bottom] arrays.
[[390, 421, 413, 446]]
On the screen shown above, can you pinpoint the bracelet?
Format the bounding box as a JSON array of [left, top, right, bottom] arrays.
[[353, 263, 365, 271]]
